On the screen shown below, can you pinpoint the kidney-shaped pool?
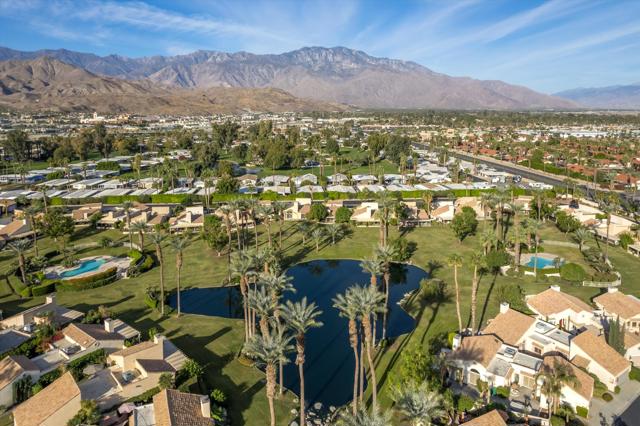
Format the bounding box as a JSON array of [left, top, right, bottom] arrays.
[[169, 259, 428, 408]]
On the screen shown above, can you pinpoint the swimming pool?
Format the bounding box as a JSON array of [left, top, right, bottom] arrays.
[[169, 259, 428, 408], [60, 259, 106, 278], [524, 256, 561, 269]]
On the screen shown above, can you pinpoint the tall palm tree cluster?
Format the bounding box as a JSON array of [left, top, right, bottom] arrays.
[[236, 251, 323, 426]]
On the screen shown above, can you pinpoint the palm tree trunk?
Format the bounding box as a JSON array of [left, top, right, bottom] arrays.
[[158, 249, 165, 316], [254, 218, 259, 250], [267, 364, 277, 426], [279, 361, 284, 397], [176, 266, 182, 317], [349, 319, 359, 414], [359, 330, 365, 403], [363, 317, 377, 407], [19, 256, 26, 285], [296, 340, 306, 426], [382, 271, 389, 341], [471, 266, 478, 333], [454, 267, 462, 332]]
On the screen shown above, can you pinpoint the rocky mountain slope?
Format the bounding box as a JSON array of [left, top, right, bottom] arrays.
[[554, 84, 640, 109], [0, 46, 577, 110], [0, 57, 341, 114]]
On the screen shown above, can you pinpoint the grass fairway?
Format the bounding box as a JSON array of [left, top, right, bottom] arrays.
[[1, 221, 639, 425]]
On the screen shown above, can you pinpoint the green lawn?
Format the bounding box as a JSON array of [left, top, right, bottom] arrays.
[[1, 221, 639, 424]]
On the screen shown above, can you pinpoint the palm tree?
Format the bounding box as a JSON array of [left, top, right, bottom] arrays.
[[447, 254, 463, 332], [150, 232, 166, 315], [470, 251, 484, 334], [509, 202, 524, 270], [353, 285, 385, 407], [480, 228, 497, 255], [170, 236, 189, 317], [600, 203, 614, 260], [296, 220, 313, 245], [130, 221, 148, 251], [536, 360, 579, 420], [392, 382, 445, 426], [24, 205, 41, 257], [573, 228, 590, 252], [229, 199, 245, 251], [325, 223, 343, 245], [311, 227, 325, 252], [259, 204, 275, 248], [245, 198, 260, 250], [337, 406, 391, 426], [333, 289, 361, 414], [230, 252, 256, 342], [281, 298, 323, 426], [480, 192, 495, 229], [422, 191, 434, 218], [374, 192, 394, 245], [122, 201, 134, 247], [272, 202, 286, 248], [243, 330, 293, 426], [374, 243, 396, 341], [529, 219, 543, 276], [219, 204, 235, 279], [9, 239, 32, 285], [248, 286, 275, 337], [360, 259, 382, 289]]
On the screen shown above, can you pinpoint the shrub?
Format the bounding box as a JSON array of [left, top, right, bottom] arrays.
[[158, 373, 175, 390], [30, 282, 56, 296], [619, 232, 635, 250], [576, 406, 589, 418], [183, 359, 204, 378], [629, 366, 640, 381], [495, 386, 510, 398], [19, 286, 32, 297], [210, 389, 227, 405], [455, 394, 475, 412], [614, 385, 621, 394], [126, 387, 160, 404], [447, 331, 457, 348], [560, 262, 587, 282], [67, 349, 106, 380], [485, 250, 511, 272], [334, 206, 352, 223], [307, 203, 328, 222], [551, 415, 566, 426], [95, 161, 121, 171], [602, 392, 613, 402]]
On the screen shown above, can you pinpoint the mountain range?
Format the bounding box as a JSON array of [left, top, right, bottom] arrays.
[[0, 46, 580, 112], [554, 84, 640, 109], [0, 57, 339, 114]]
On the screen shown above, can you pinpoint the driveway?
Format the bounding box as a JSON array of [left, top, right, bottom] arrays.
[[588, 380, 640, 426]]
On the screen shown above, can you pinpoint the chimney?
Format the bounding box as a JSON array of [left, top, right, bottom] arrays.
[[45, 295, 56, 305], [608, 287, 619, 294], [500, 302, 510, 314], [452, 333, 462, 350], [550, 285, 561, 292], [104, 318, 114, 333], [199, 395, 211, 418], [153, 334, 166, 344]]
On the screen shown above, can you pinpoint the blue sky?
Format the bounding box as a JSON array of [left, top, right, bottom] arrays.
[[1, 0, 639, 93]]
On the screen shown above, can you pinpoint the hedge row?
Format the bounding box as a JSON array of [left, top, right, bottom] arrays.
[[68, 349, 106, 380], [56, 267, 118, 291], [47, 187, 531, 206], [31, 282, 56, 296]]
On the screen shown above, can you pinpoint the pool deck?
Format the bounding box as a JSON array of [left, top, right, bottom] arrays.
[[45, 255, 132, 280]]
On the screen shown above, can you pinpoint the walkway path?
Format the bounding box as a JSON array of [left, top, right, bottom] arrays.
[[588, 380, 640, 426]]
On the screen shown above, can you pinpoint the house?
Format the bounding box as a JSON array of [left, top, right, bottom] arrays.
[[526, 286, 596, 331], [593, 214, 636, 245], [0, 329, 31, 354], [236, 174, 258, 187], [0, 355, 40, 408], [538, 355, 594, 411], [169, 206, 205, 233], [328, 173, 348, 184], [12, 372, 81, 426], [293, 173, 318, 187], [71, 178, 106, 190], [129, 389, 214, 426], [482, 303, 536, 348], [261, 175, 289, 186], [0, 295, 83, 331], [351, 202, 379, 226], [297, 185, 324, 194], [71, 203, 103, 224], [0, 219, 34, 242], [454, 197, 485, 219], [102, 335, 186, 404], [326, 184, 356, 194], [56, 321, 129, 359], [262, 185, 291, 195], [137, 177, 162, 189], [283, 199, 312, 221], [351, 174, 377, 185], [594, 288, 640, 334], [461, 409, 507, 426], [430, 201, 455, 222], [569, 330, 631, 391]]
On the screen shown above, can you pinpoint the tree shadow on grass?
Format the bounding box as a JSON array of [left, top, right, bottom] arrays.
[[478, 272, 498, 330]]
